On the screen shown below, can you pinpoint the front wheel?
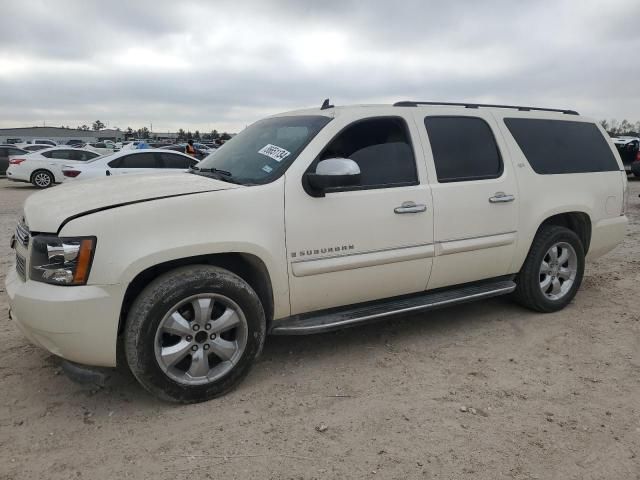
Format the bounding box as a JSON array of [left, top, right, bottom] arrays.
[[514, 225, 585, 313], [124, 265, 266, 403]]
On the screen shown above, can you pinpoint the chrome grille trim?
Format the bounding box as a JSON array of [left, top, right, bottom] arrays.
[[15, 221, 29, 247], [16, 254, 26, 281]]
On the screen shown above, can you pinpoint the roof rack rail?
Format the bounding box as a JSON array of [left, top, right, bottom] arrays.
[[393, 101, 579, 115]]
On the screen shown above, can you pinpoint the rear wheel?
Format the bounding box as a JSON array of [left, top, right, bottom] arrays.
[[514, 225, 585, 312], [31, 170, 54, 188], [124, 265, 266, 403]]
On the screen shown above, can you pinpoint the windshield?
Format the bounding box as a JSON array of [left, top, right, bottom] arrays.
[[195, 115, 332, 184]]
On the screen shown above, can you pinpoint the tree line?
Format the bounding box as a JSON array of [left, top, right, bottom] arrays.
[[600, 119, 640, 137], [61, 120, 233, 141]]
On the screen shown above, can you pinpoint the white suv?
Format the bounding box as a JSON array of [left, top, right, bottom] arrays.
[[6, 101, 628, 403]]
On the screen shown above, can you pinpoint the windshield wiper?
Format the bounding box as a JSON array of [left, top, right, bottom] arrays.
[[189, 166, 248, 185], [190, 166, 232, 176]]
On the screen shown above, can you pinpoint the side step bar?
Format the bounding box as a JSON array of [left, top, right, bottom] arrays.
[[270, 278, 516, 335]]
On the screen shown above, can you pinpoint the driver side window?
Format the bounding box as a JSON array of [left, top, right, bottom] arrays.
[[318, 117, 417, 189]]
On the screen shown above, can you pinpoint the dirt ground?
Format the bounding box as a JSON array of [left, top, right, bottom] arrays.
[[0, 177, 638, 480]]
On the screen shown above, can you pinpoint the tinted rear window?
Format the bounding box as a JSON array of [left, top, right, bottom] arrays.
[[504, 119, 619, 174]]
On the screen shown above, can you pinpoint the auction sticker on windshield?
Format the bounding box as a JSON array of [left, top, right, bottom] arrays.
[[258, 144, 291, 162]]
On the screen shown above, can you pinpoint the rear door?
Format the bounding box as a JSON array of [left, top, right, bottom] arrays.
[[43, 149, 83, 181], [413, 109, 519, 289]]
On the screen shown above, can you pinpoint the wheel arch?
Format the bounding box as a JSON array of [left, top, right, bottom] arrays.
[[536, 211, 592, 254], [118, 252, 275, 336]]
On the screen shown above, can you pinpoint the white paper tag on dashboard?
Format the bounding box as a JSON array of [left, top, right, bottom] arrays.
[[258, 144, 291, 162]]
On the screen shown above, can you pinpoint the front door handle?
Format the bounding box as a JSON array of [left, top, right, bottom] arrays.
[[489, 192, 515, 203], [394, 201, 427, 214]]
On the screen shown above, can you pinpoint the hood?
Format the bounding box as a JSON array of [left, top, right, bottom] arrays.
[[24, 172, 239, 233]]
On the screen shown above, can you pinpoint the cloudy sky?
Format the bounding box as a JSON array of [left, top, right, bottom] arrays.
[[1, 0, 638, 133]]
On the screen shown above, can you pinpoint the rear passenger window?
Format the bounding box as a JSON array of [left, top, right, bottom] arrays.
[[424, 117, 502, 182], [110, 153, 158, 168], [70, 150, 99, 161], [47, 150, 75, 160], [504, 118, 619, 174], [318, 117, 417, 189], [158, 152, 192, 169]]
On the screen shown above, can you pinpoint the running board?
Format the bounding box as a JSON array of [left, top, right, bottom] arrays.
[[270, 279, 516, 335]]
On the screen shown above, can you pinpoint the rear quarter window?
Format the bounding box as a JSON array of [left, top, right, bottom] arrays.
[[504, 118, 619, 174]]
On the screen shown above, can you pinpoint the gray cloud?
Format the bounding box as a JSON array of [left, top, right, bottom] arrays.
[[1, 0, 639, 132]]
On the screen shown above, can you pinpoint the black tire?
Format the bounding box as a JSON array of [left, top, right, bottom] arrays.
[[124, 265, 266, 403], [31, 169, 54, 188], [513, 225, 585, 313]]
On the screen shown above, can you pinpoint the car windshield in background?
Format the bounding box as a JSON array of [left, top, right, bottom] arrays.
[[195, 115, 332, 184]]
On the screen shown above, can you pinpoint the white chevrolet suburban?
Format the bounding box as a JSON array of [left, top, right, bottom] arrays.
[[5, 101, 629, 403]]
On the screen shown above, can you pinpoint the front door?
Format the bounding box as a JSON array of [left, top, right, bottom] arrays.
[[413, 109, 519, 289], [285, 113, 434, 315]]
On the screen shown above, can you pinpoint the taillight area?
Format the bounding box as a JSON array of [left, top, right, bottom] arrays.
[[63, 170, 81, 178], [636, 151, 640, 162], [9, 158, 26, 165]]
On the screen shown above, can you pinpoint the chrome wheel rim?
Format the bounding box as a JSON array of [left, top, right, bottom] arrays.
[[154, 294, 248, 386], [539, 242, 578, 301], [34, 172, 51, 187]]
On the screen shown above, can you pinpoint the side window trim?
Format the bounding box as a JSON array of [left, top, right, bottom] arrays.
[[303, 115, 420, 195], [424, 115, 504, 183]]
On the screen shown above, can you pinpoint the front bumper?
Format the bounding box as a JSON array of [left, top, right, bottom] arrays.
[[5, 267, 123, 367]]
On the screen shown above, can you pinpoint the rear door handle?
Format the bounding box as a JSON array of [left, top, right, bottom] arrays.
[[394, 201, 427, 214], [489, 192, 515, 203]]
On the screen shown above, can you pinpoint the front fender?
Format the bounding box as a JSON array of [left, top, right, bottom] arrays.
[[59, 181, 290, 317]]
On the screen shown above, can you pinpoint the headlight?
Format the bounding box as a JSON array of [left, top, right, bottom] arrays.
[[30, 236, 96, 285]]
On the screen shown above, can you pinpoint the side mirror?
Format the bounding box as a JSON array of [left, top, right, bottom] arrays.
[[305, 158, 361, 197]]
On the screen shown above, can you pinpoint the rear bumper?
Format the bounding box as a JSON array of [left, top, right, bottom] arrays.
[[5, 267, 123, 367], [6, 167, 30, 182], [587, 215, 628, 259]]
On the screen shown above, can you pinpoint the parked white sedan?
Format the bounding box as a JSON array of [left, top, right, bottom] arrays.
[[6, 147, 101, 188], [61, 149, 199, 181]]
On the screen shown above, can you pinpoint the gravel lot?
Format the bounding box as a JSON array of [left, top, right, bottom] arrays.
[[0, 177, 639, 480]]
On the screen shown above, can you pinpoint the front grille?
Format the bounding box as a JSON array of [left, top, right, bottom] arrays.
[[15, 220, 29, 247], [16, 254, 26, 281]]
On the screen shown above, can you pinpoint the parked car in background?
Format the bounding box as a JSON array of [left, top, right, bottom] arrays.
[[0, 146, 28, 175], [161, 143, 209, 160], [65, 139, 85, 146], [6, 147, 100, 187], [26, 139, 57, 146], [122, 140, 148, 150], [22, 144, 53, 153], [85, 142, 118, 155], [62, 149, 199, 181], [5, 138, 23, 144], [612, 136, 639, 175]]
